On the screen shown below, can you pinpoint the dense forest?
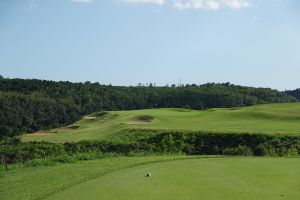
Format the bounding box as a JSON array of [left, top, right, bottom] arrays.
[[286, 89, 300, 101], [0, 76, 297, 136]]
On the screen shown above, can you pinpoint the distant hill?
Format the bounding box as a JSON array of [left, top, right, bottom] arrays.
[[22, 103, 300, 143], [0, 77, 297, 136]]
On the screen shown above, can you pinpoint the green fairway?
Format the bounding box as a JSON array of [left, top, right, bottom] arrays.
[[0, 156, 191, 200], [22, 103, 300, 142], [43, 158, 300, 200], [1, 157, 299, 200]]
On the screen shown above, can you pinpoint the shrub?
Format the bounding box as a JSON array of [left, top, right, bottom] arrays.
[[281, 146, 298, 157], [222, 145, 253, 156], [1, 131, 300, 164], [254, 143, 277, 156]]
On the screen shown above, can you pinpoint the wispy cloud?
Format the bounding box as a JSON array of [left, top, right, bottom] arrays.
[[69, 0, 95, 3], [122, 0, 251, 11], [173, 0, 250, 11], [223, 0, 250, 9], [122, 0, 165, 5]]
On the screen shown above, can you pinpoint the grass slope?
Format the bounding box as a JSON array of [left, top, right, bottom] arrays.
[[0, 156, 191, 200], [2, 157, 298, 200], [46, 158, 300, 200], [23, 103, 300, 143]]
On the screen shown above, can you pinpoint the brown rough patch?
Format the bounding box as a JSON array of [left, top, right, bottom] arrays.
[[127, 121, 150, 125], [83, 116, 97, 120], [127, 115, 154, 125], [28, 132, 57, 136], [59, 125, 80, 131], [27, 125, 80, 136]]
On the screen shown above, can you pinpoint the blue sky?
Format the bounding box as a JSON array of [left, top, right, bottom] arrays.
[[0, 0, 299, 90]]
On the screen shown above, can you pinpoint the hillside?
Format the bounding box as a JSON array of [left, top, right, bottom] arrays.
[[23, 103, 300, 143], [0, 77, 297, 137]]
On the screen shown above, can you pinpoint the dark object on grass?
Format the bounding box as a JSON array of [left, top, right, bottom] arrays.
[[145, 173, 151, 177], [135, 115, 154, 122]]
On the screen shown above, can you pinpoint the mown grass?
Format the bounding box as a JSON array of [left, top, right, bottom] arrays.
[[0, 156, 194, 200], [1, 157, 299, 200], [46, 157, 300, 200], [22, 103, 300, 143]]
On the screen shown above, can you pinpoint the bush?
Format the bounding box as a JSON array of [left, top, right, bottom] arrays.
[[1, 131, 300, 164], [281, 146, 298, 157], [222, 145, 253, 156], [254, 143, 277, 156]]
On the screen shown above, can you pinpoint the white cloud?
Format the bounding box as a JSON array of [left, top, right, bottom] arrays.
[[173, 0, 250, 11], [69, 0, 95, 3], [223, 0, 250, 9], [122, 0, 165, 5]]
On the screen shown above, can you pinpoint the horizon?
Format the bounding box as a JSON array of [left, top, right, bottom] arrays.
[[1, 0, 300, 90], [1, 74, 299, 91]]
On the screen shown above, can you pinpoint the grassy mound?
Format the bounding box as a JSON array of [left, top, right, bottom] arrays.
[[22, 103, 300, 143], [91, 111, 110, 118]]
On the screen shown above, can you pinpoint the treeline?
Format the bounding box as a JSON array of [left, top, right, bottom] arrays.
[[1, 131, 299, 164], [0, 92, 80, 136], [0, 77, 297, 136], [286, 89, 300, 101]]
